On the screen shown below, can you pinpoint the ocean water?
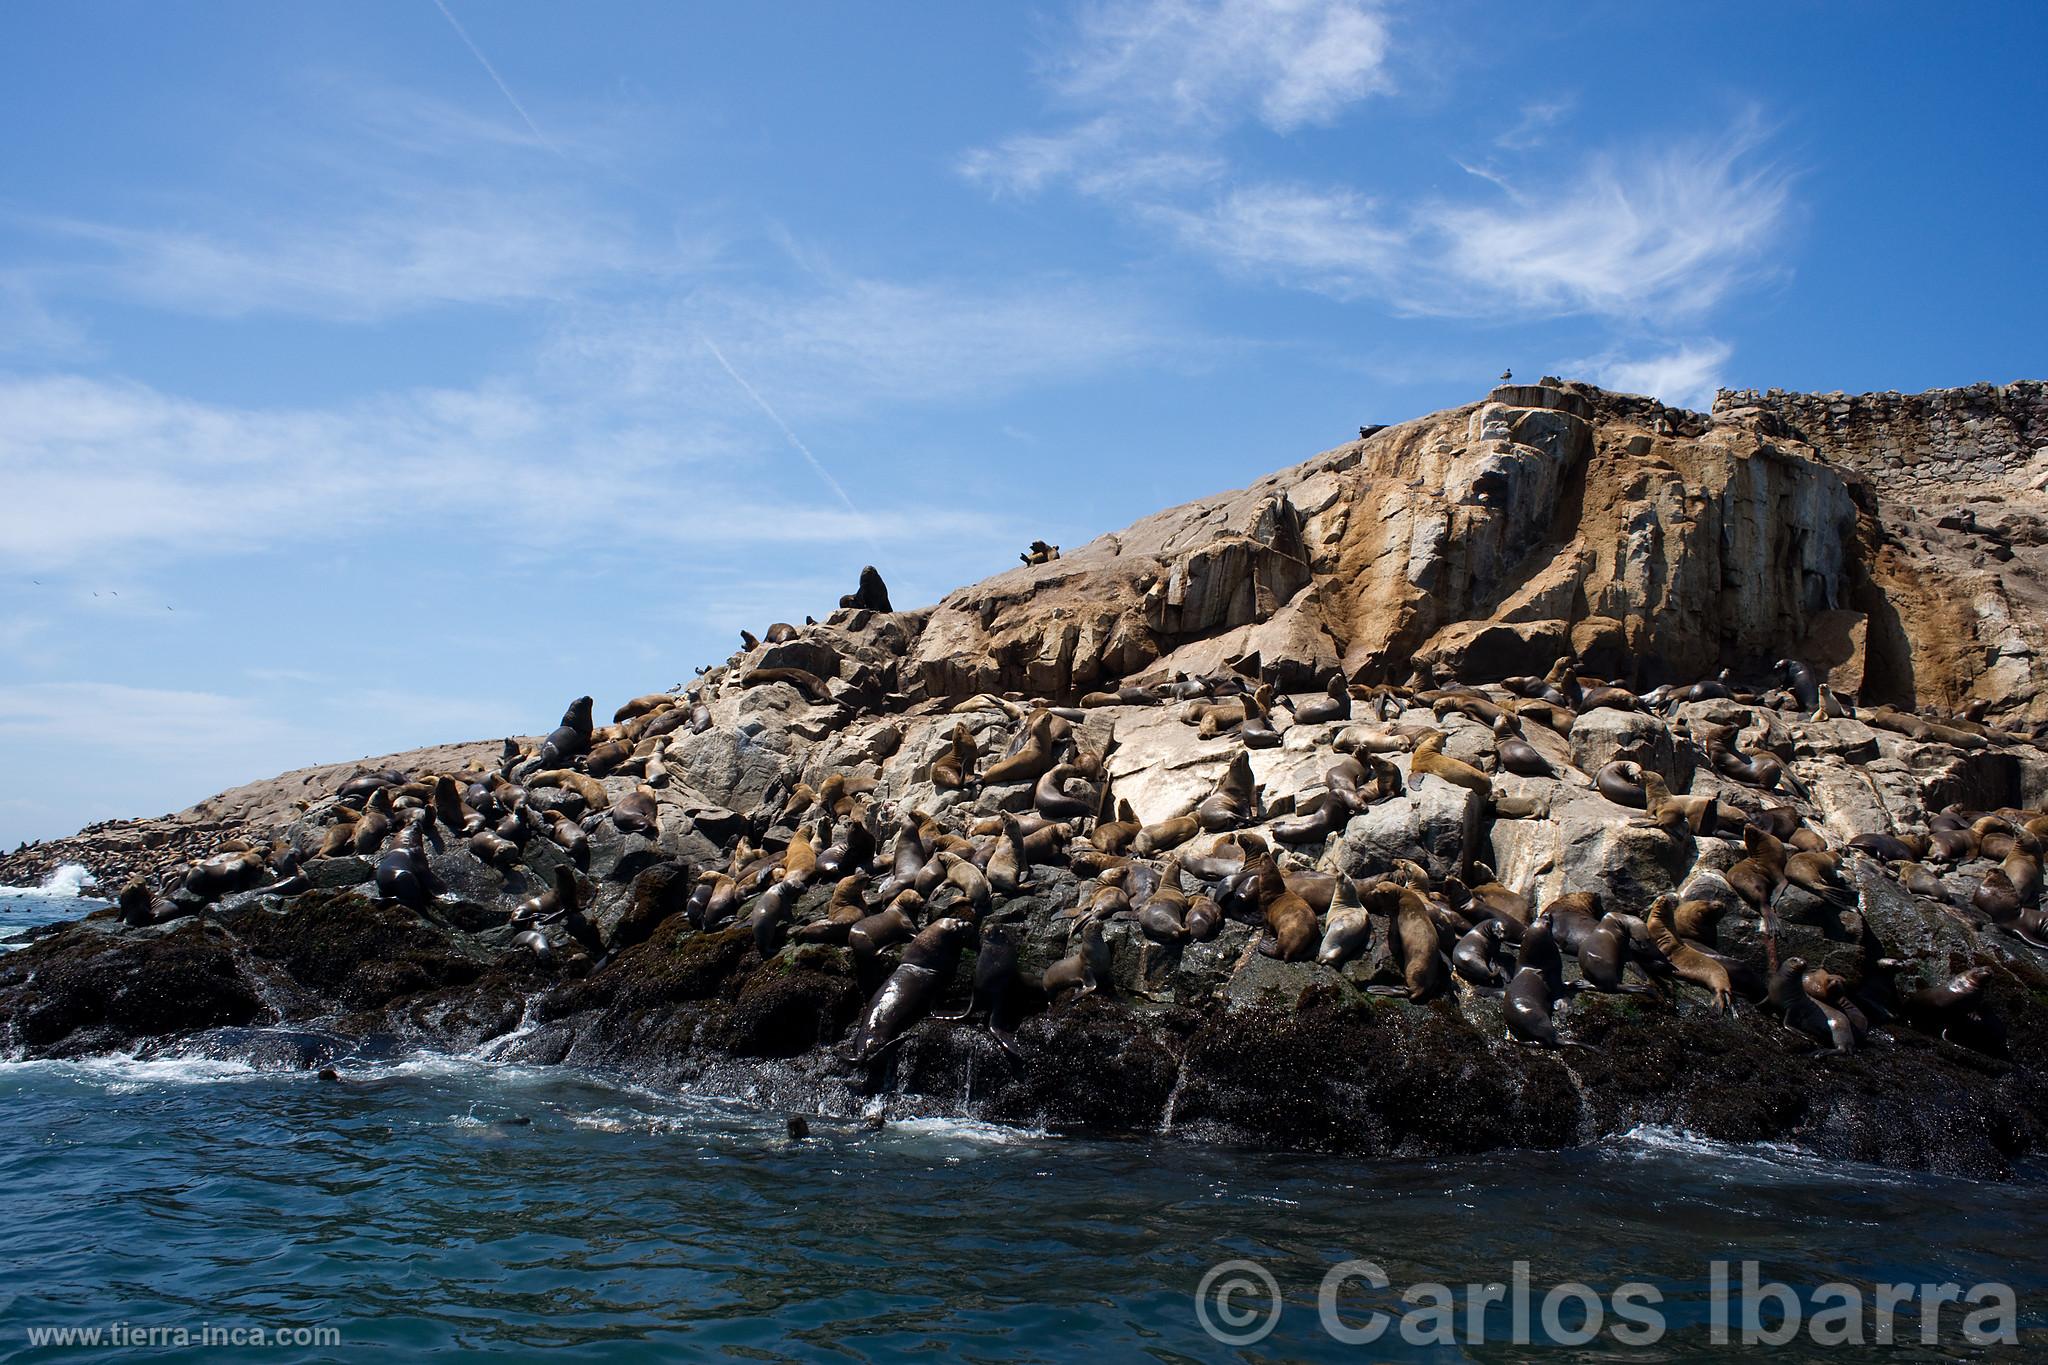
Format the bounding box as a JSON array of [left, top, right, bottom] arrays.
[[1, 880, 2045, 1362]]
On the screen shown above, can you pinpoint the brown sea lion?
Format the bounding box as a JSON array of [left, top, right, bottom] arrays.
[[1366, 882, 1448, 1001], [1252, 853, 1318, 962], [1196, 749, 1253, 834], [1043, 920, 1110, 997], [1595, 761, 1647, 808], [1135, 813, 1201, 855], [931, 724, 978, 790], [1646, 895, 1734, 1012], [1492, 716, 1556, 777], [1316, 874, 1373, 967], [613, 785, 660, 837], [1288, 676, 1352, 726], [1638, 770, 1717, 836], [983, 710, 1066, 786], [1769, 956, 1855, 1052], [1409, 730, 1492, 801]]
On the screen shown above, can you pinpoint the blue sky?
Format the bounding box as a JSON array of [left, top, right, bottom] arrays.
[[2, 1, 2044, 847]]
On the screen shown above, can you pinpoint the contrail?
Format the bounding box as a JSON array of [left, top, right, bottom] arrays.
[[700, 334, 879, 551], [430, 0, 556, 153]]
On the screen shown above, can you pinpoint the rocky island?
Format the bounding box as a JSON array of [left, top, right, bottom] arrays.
[[7, 377, 2048, 1178]]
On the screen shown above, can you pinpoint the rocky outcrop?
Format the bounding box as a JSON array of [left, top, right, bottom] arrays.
[[7, 376, 2048, 1178], [899, 379, 2048, 723]]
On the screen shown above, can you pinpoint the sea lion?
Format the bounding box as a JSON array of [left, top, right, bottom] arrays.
[[613, 693, 673, 724], [1089, 801, 1142, 854], [432, 776, 482, 836], [931, 724, 978, 790], [1317, 875, 1374, 968], [1452, 919, 1509, 987], [1134, 813, 1200, 856], [1195, 751, 1258, 832], [375, 845, 431, 910], [1251, 853, 1319, 962], [1504, 962, 1562, 1047], [749, 877, 802, 957], [1850, 831, 1927, 862], [613, 785, 660, 837], [1239, 686, 1282, 749], [1269, 791, 1350, 844], [1576, 912, 1644, 993], [547, 813, 590, 864], [468, 829, 521, 869], [983, 710, 1065, 786], [539, 696, 594, 767], [1185, 894, 1223, 942], [1974, 869, 2022, 922], [848, 918, 972, 1063], [794, 873, 873, 944], [528, 769, 610, 811], [1288, 676, 1352, 726], [1541, 891, 1603, 957], [1410, 730, 1491, 801], [1784, 847, 1853, 906], [1645, 896, 1736, 1012], [1492, 716, 1556, 777], [1595, 761, 1647, 808], [1768, 956, 1855, 1053], [936, 852, 991, 916], [1727, 826, 1787, 915], [1043, 920, 1111, 997], [1901, 966, 1996, 1043], [351, 789, 395, 853], [839, 565, 893, 612], [1137, 858, 1190, 944], [1776, 659, 1821, 713], [935, 922, 1022, 1055], [117, 878, 173, 927], [1639, 771, 1717, 837], [1033, 762, 1097, 821], [849, 901, 920, 968], [984, 816, 1027, 896], [1366, 882, 1448, 1001]]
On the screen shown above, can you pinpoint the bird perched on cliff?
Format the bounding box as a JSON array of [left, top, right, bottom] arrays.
[[1499, 368, 1512, 382]]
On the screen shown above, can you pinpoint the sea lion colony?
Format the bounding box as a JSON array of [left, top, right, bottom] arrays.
[[88, 574, 2044, 1080]]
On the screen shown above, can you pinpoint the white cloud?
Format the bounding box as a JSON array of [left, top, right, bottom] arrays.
[[1570, 339, 1733, 411], [1416, 130, 1790, 320], [966, 1, 1790, 326], [1054, 0, 1392, 132], [28, 191, 667, 322], [962, 0, 1391, 197], [1125, 127, 1788, 320], [545, 269, 1180, 419], [1144, 183, 1404, 296], [0, 372, 1004, 570], [1494, 97, 1574, 150]]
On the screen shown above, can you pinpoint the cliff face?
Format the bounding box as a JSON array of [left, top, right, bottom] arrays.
[[910, 379, 2048, 722]]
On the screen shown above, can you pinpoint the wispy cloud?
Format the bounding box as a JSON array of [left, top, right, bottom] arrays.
[[1051, 0, 1393, 132], [965, 1, 1792, 325], [546, 269, 1181, 419], [1569, 339, 1733, 411], [0, 372, 1001, 570], [1493, 96, 1574, 150], [23, 191, 664, 322], [963, 0, 1393, 196], [1416, 126, 1791, 320]]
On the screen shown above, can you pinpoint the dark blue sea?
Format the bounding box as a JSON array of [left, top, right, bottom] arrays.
[[3, 874, 2045, 1361]]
